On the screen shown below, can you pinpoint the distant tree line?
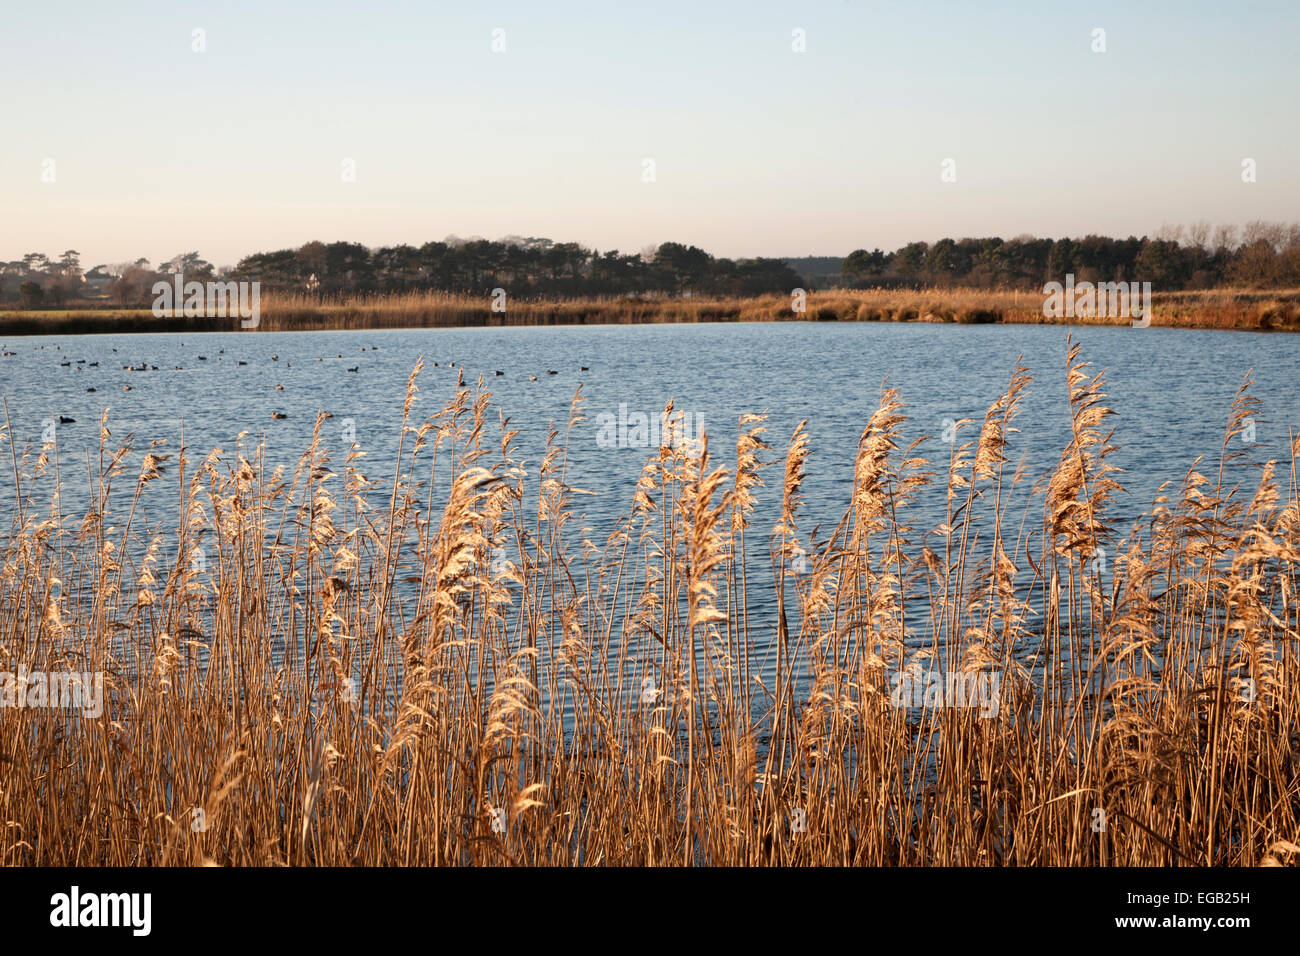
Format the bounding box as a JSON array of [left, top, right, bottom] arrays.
[[5, 222, 1300, 306], [231, 238, 803, 298], [841, 222, 1300, 290]]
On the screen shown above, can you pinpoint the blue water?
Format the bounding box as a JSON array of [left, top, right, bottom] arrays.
[[1, 321, 1295, 706], [3, 322, 1292, 530]]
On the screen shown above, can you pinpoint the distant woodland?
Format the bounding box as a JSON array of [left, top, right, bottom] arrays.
[[5, 221, 1300, 307]]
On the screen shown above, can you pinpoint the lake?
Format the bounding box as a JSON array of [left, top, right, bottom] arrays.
[[1, 321, 1295, 687], [3, 321, 1294, 521]]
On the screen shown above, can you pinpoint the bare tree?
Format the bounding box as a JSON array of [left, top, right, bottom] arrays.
[[1212, 224, 1239, 252], [1241, 220, 1286, 249]]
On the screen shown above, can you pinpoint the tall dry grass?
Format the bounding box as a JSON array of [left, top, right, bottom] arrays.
[[190, 286, 1300, 331], [4, 287, 1300, 334], [1, 339, 1297, 866]]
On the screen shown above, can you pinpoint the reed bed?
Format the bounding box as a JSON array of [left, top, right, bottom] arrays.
[[1, 338, 1297, 866], [3, 288, 1299, 334]]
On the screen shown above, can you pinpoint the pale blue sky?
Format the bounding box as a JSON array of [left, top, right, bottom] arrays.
[[2, 0, 1296, 268]]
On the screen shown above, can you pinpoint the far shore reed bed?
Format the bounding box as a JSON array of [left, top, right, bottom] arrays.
[[3, 287, 1300, 334], [1, 339, 1298, 866]]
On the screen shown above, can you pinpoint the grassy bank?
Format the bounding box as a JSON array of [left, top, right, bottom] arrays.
[[1, 341, 1297, 865], [3, 287, 1300, 335]]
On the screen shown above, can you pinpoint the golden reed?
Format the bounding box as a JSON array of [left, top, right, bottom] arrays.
[[2, 287, 1299, 334], [1, 338, 1297, 865]]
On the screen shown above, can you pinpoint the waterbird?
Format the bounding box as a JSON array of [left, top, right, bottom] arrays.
[[272, 354, 279, 361], [58, 416, 75, 424], [123, 385, 132, 391], [60, 361, 71, 366], [86, 388, 96, 393], [546, 370, 558, 375], [272, 412, 288, 420], [197, 356, 207, 360], [347, 366, 358, 372], [579, 366, 589, 371], [237, 361, 247, 366], [529, 375, 537, 381], [275, 384, 284, 390], [494, 370, 503, 376]]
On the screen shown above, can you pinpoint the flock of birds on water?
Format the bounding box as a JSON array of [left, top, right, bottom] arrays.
[[1, 342, 593, 424]]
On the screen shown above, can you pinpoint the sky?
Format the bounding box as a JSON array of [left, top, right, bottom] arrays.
[[2, 0, 1297, 269]]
